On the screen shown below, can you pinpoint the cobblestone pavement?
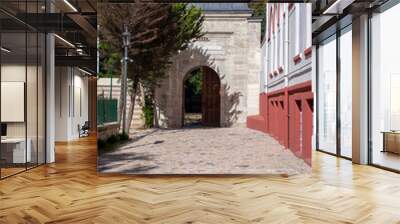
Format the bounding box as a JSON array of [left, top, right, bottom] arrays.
[[98, 126, 311, 175]]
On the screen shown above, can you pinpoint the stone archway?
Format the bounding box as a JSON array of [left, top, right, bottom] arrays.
[[154, 47, 226, 128], [153, 7, 261, 129], [182, 66, 221, 127]]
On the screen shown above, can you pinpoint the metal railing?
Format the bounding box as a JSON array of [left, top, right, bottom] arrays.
[[97, 97, 118, 125]]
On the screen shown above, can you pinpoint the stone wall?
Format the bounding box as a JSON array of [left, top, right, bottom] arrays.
[[97, 122, 119, 141], [154, 12, 261, 128]]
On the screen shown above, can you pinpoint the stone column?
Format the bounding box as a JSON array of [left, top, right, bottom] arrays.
[[352, 14, 369, 164], [46, 30, 55, 162]]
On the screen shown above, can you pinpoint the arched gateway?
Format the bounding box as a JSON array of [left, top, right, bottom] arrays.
[[154, 3, 262, 128], [183, 66, 221, 127]]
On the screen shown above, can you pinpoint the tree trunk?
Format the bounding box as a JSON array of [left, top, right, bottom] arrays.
[[126, 78, 139, 133]]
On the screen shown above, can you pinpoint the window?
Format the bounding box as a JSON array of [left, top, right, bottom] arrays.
[[317, 35, 337, 155], [268, 40, 271, 78], [274, 29, 278, 72], [339, 26, 352, 158], [288, 5, 297, 70], [299, 5, 307, 53], [0, 1, 47, 179], [282, 14, 286, 71], [316, 19, 353, 159], [295, 4, 300, 55], [278, 9, 284, 70], [370, 3, 400, 171], [277, 27, 281, 70], [269, 7, 273, 42]]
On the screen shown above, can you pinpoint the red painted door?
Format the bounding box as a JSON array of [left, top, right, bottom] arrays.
[[202, 67, 220, 127], [302, 98, 313, 165]]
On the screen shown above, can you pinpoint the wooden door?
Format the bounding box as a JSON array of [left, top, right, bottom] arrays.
[[201, 67, 220, 127]]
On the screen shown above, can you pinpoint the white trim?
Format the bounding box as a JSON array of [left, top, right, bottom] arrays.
[[54, 34, 75, 48], [63, 0, 78, 12], [1, 47, 11, 53], [78, 67, 93, 76]]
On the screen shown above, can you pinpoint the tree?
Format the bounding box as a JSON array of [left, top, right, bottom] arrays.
[[98, 42, 121, 79], [98, 2, 204, 132], [186, 69, 202, 95], [98, 42, 125, 126], [99, 3, 170, 132], [248, 1, 266, 42]]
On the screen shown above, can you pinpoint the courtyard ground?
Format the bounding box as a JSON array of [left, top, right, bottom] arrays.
[[97, 126, 311, 175]]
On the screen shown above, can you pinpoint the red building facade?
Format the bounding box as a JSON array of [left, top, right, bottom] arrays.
[[247, 3, 313, 165]]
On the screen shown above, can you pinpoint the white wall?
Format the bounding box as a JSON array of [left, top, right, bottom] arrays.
[[55, 67, 68, 141], [1, 62, 47, 164], [1, 65, 38, 137], [55, 67, 89, 141], [1, 65, 26, 141]]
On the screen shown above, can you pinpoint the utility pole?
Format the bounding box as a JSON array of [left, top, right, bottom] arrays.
[[121, 24, 131, 135]]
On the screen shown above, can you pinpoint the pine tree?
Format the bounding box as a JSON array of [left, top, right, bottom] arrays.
[[98, 2, 204, 132]]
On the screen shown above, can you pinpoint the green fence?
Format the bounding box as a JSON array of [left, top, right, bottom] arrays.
[[97, 98, 118, 125]]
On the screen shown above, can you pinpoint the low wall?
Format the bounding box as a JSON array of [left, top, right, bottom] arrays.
[[247, 81, 313, 165], [97, 122, 119, 141]]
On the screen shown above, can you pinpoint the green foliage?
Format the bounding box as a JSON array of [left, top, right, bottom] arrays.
[[98, 133, 131, 155], [99, 3, 204, 131], [118, 132, 129, 141], [106, 134, 119, 144], [98, 139, 106, 149], [248, 1, 266, 42], [142, 104, 154, 128], [142, 89, 155, 128], [98, 41, 121, 78], [186, 69, 202, 95], [172, 3, 204, 51], [99, 3, 204, 88]]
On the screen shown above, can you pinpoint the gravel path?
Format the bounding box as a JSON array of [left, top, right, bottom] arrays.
[[98, 126, 311, 175]]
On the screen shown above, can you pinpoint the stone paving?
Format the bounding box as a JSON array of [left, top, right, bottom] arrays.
[[97, 126, 311, 175]]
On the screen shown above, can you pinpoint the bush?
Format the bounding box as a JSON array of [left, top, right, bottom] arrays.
[[98, 139, 106, 149], [106, 134, 119, 144], [98, 133, 131, 155], [118, 132, 129, 141], [142, 93, 154, 128]]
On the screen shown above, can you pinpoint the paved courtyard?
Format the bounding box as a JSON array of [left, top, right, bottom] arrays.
[[98, 126, 311, 175]]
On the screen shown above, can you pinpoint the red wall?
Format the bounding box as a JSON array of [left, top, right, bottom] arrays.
[[247, 81, 313, 165]]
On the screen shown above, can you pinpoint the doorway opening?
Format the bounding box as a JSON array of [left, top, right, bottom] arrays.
[[183, 66, 220, 127], [184, 68, 203, 127]]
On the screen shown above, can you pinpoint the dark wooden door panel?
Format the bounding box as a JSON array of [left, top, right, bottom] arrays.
[[202, 67, 220, 127]]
